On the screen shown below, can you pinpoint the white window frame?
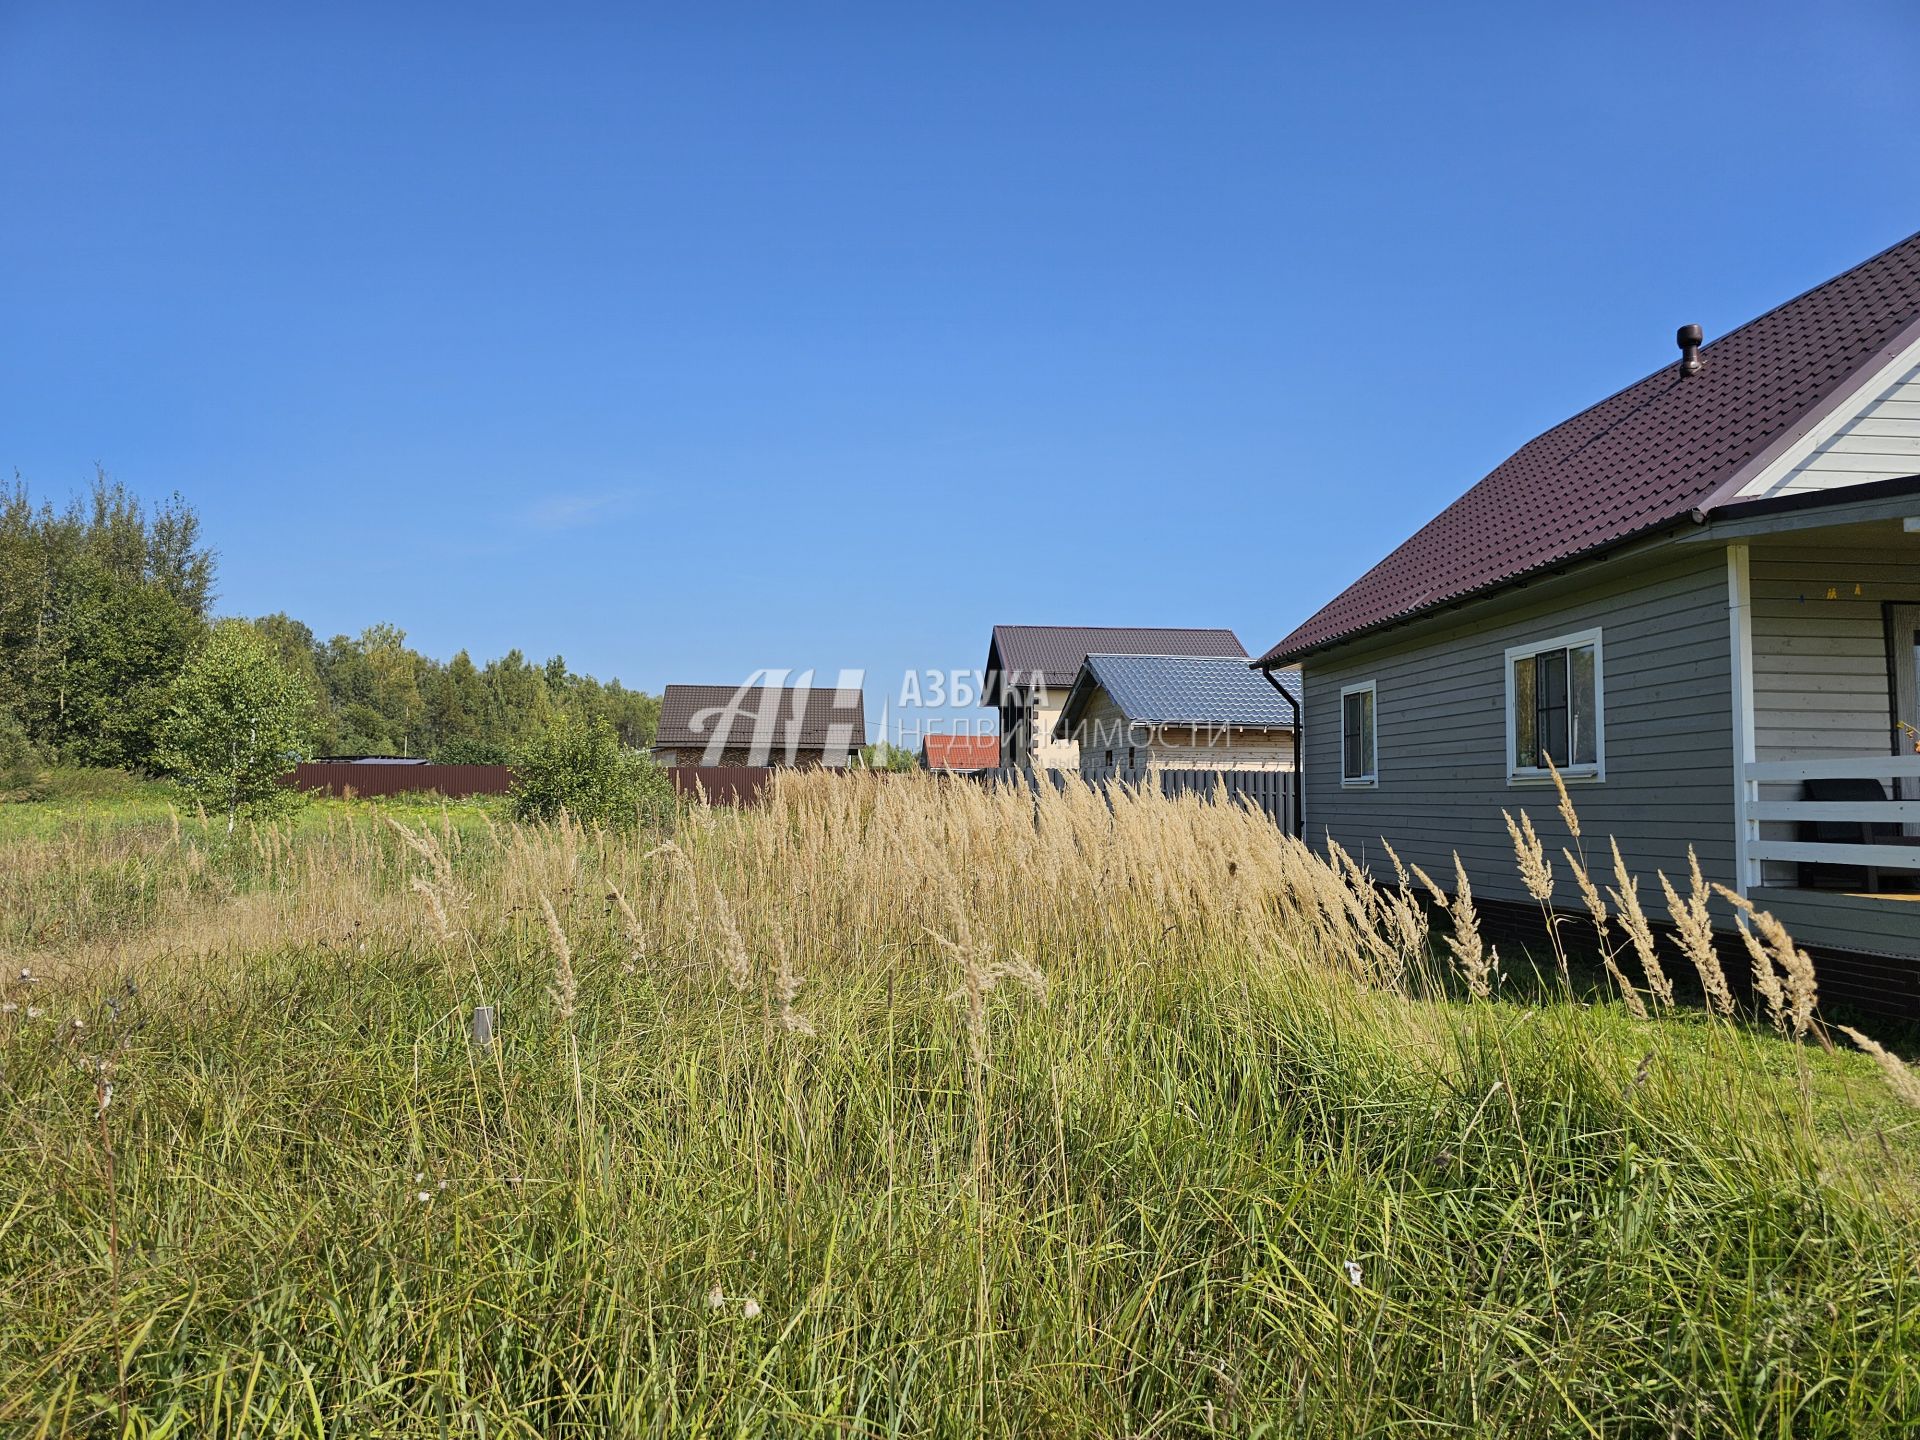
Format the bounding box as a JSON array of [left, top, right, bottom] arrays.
[[1504, 626, 1605, 785], [1339, 680, 1378, 787]]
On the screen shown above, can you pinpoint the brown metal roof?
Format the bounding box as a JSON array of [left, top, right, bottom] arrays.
[[986, 625, 1246, 689], [655, 683, 867, 751], [1257, 229, 1920, 666]]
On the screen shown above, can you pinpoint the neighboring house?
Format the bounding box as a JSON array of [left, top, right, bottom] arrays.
[[983, 625, 1247, 772], [1254, 229, 1920, 1012], [1053, 654, 1302, 778], [921, 733, 1000, 774], [651, 683, 866, 768]]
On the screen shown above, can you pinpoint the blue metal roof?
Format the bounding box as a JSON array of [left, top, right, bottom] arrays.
[[1054, 654, 1301, 735]]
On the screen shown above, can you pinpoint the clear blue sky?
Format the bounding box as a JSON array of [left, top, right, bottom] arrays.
[[5, 2, 1918, 744]]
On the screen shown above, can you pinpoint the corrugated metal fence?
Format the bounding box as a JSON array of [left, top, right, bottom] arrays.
[[986, 766, 1297, 833], [288, 764, 778, 806], [1135, 767, 1296, 832], [668, 767, 774, 805], [286, 763, 515, 798]]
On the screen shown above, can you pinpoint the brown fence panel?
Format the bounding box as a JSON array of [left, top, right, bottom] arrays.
[[286, 763, 516, 798], [669, 766, 774, 805]]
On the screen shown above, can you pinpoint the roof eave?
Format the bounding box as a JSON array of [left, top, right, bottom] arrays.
[[1254, 515, 1704, 667]]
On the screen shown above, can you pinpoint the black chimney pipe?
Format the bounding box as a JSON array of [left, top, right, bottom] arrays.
[[1677, 323, 1704, 377]]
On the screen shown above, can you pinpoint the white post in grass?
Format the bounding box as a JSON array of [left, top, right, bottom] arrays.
[[471, 1005, 496, 1049]]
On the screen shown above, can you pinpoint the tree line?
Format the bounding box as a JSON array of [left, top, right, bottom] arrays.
[[1, 476, 659, 773]]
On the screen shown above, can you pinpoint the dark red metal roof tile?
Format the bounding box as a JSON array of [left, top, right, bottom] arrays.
[[986, 625, 1246, 688], [1257, 230, 1920, 665]]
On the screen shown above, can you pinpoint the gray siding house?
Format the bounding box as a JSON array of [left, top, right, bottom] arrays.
[[1053, 654, 1302, 778], [1256, 231, 1920, 1013]]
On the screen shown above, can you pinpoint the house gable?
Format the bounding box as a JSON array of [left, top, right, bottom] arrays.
[[1733, 332, 1920, 502]]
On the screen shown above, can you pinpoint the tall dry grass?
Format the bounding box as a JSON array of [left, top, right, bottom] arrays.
[[0, 771, 1917, 1436]]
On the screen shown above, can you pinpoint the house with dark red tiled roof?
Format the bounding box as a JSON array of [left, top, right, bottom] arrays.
[[1256, 230, 1920, 1013]]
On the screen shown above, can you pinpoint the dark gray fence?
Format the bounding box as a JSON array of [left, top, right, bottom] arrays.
[[1113, 766, 1296, 833], [982, 766, 1297, 833]]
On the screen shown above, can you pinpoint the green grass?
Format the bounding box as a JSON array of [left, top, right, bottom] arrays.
[[0, 767, 507, 841], [1, 774, 1917, 1437]]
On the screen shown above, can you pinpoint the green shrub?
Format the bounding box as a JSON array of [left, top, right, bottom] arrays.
[[155, 618, 318, 835], [434, 737, 511, 766], [853, 741, 918, 772], [510, 713, 674, 829], [0, 706, 43, 795]]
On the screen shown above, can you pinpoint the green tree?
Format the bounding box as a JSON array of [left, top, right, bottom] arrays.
[[0, 474, 214, 769], [510, 712, 674, 830], [853, 741, 919, 772], [424, 649, 489, 759], [157, 619, 318, 834], [0, 701, 42, 794]]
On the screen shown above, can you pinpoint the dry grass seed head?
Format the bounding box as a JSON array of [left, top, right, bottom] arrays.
[[1712, 885, 1814, 1037], [1442, 853, 1493, 1000], [772, 923, 813, 1037], [1546, 756, 1581, 841], [1503, 808, 1554, 904], [1607, 838, 1672, 1009], [1838, 1026, 1920, 1108], [539, 892, 577, 1021], [1563, 846, 1645, 1019], [1657, 849, 1733, 1017]]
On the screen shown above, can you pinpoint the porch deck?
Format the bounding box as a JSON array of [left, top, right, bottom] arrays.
[[1734, 520, 1919, 969], [1749, 885, 1920, 961], [1738, 754, 1920, 963]]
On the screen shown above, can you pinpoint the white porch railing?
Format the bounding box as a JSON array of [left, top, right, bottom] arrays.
[[1738, 753, 1920, 887]]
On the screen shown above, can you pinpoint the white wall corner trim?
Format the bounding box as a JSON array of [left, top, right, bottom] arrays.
[[1727, 542, 1758, 895]]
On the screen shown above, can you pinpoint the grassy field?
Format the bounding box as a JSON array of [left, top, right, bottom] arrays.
[[0, 767, 504, 842], [2, 772, 1918, 1436]]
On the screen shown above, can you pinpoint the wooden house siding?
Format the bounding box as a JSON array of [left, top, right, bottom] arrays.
[[1748, 537, 1920, 885], [1301, 545, 1737, 920], [1750, 541, 1920, 760], [1074, 689, 1295, 776], [1737, 348, 1920, 500], [1001, 689, 1079, 772]]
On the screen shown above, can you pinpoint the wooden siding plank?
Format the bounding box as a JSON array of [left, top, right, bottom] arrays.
[[1302, 547, 1736, 922]]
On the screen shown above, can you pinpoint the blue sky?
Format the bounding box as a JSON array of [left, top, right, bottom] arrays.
[[5, 2, 1918, 744]]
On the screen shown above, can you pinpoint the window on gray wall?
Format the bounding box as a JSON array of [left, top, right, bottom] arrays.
[[1340, 682, 1376, 785], [1507, 628, 1603, 780]]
